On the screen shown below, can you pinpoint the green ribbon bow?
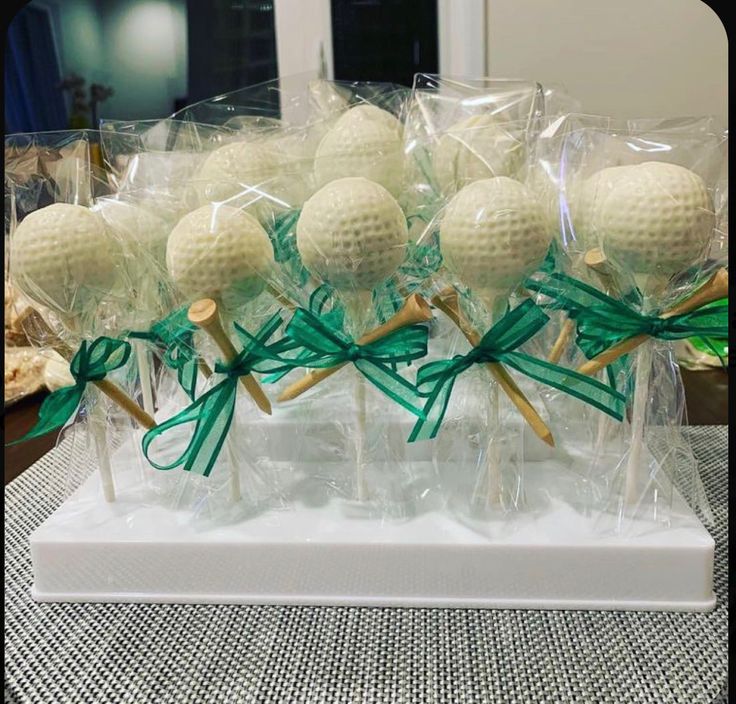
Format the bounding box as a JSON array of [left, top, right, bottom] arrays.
[[408, 299, 626, 442], [129, 307, 201, 400], [525, 272, 729, 361], [8, 337, 131, 445], [141, 314, 283, 477], [270, 307, 430, 418], [260, 285, 344, 384]]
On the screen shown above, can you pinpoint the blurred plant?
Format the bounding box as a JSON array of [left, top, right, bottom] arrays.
[[59, 73, 114, 129]]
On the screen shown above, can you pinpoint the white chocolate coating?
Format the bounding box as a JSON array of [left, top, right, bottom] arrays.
[[11, 203, 119, 316], [193, 141, 283, 221], [440, 177, 550, 295], [296, 177, 408, 291], [434, 114, 524, 196], [166, 204, 274, 313], [592, 162, 714, 281], [313, 105, 404, 197]]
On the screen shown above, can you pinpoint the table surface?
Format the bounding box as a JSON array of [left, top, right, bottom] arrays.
[[4, 426, 728, 704]]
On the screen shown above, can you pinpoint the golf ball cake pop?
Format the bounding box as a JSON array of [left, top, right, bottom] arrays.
[[167, 203, 274, 316], [193, 141, 283, 222], [440, 177, 550, 310], [434, 114, 524, 197], [296, 176, 409, 293], [11, 203, 120, 318], [313, 105, 404, 197], [592, 162, 714, 291]]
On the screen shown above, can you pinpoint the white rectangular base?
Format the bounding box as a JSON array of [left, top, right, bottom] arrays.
[[30, 460, 715, 611]]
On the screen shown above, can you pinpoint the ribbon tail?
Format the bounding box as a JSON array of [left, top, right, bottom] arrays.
[[354, 359, 427, 420], [7, 384, 85, 445], [142, 379, 237, 477], [503, 352, 626, 421], [407, 373, 457, 442]]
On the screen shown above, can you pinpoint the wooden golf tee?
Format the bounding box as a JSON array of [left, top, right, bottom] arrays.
[[577, 267, 728, 376], [277, 293, 433, 402], [187, 299, 272, 416], [431, 289, 555, 449], [548, 319, 575, 364], [17, 308, 156, 430]]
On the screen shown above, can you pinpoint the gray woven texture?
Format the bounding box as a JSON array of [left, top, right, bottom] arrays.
[[4, 427, 728, 704]]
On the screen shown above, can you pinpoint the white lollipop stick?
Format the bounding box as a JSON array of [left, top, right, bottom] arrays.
[[133, 338, 155, 417], [89, 401, 115, 502]]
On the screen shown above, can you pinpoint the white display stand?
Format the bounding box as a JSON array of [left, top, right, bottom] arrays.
[[30, 409, 715, 611]]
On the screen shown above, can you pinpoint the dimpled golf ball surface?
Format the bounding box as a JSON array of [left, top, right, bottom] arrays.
[[11, 203, 118, 315], [167, 204, 273, 312], [593, 161, 714, 278], [441, 177, 549, 293], [194, 141, 282, 220], [314, 105, 404, 197], [297, 177, 408, 291], [434, 114, 524, 196]]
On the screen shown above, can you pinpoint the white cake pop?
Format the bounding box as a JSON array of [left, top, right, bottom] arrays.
[[592, 161, 714, 290], [11, 203, 120, 317], [313, 105, 404, 197], [433, 114, 524, 197], [193, 141, 284, 221], [440, 177, 550, 308], [166, 204, 274, 315], [296, 177, 409, 292]]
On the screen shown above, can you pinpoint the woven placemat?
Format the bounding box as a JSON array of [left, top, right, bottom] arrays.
[[4, 427, 728, 704]]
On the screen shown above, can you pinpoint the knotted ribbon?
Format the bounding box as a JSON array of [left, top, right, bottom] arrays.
[[408, 299, 626, 442], [129, 307, 201, 400], [141, 314, 284, 477], [8, 337, 131, 445], [263, 307, 430, 418], [525, 272, 729, 361]]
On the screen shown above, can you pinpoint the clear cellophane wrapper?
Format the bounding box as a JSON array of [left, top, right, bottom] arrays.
[[528, 114, 726, 531], [5, 133, 161, 507], [402, 74, 581, 244]]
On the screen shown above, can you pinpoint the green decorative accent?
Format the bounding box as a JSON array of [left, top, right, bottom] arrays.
[[260, 285, 343, 384], [408, 299, 626, 442], [399, 233, 443, 280], [267, 307, 430, 417], [129, 307, 200, 400], [141, 314, 284, 477], [7, 337, 131, 445], [268, 208, 309, 286], [525, 272, 729, 360]]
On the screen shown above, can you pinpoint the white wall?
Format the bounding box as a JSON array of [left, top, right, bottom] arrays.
[[38, 0, 188, 122], [99, 0, 187, 120], [486, 0, 727, 125]]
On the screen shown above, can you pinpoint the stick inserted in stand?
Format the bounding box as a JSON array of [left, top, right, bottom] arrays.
[[589, 161, 716, 509], [437, 177, 553, 507], [294, 177, 411, 501]]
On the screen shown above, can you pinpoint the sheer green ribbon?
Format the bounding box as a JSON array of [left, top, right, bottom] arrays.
[[268, 208, 310, 286], [525, 272, 729, 360], [261, 285, 344, 384], [408, 299, 626, 442], [129, 307, 200, 400], [264, 307, 429, 418], [141, 314, 283, 477], [7, 337, 131, 445]]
